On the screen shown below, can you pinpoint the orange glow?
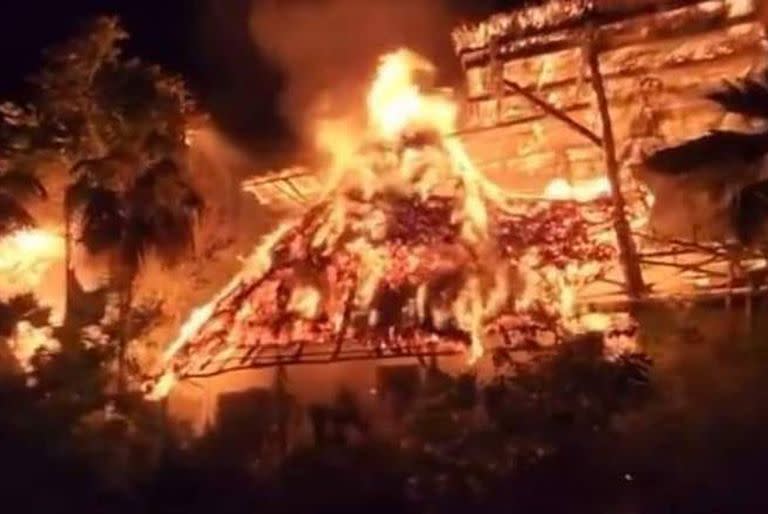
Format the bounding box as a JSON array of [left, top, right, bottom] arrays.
[[7, 321, 61, 375], [544, 177, 612, 202], [150, 48, 624, 398], [0, 229, 64, 300], [367, 49, 457, 139], [288, 285, 322, 320]]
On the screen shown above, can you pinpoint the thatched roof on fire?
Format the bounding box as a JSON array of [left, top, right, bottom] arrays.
[[148, 136, 616, 393]]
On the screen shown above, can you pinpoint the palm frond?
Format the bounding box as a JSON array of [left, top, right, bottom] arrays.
[[64, 175, 94, 213], [69, 152, 137, 187], [120, 217, 152, 275], [70, 157, 110, 179], [0, 193, 35, 236], [123, 158, 203, 267], [78, 187, 124, 254], [0, 294, 50, 337], [731, 179, 768, 244], [0, 170, 47, 200], [707, 69, 768, 120], [644, 130, 768, 175]]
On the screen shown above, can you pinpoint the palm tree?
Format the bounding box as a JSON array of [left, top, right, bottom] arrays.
[[68, 154, 202, 393], [644, 68, 768, 244], [62, 154, 130, 331], [645, 69, 768, 245], [0, 168, 46, 237]]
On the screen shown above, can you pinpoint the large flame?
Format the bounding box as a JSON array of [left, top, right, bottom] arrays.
[[544, 177, 612, 203], [367, 49, 457, 139], [150, 48, 622, 398], [0, 229, 64, 300]]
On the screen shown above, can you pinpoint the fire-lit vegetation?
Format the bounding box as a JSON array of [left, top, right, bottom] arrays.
[[146, 48, 640, 402], [3, 2, 768, 512]]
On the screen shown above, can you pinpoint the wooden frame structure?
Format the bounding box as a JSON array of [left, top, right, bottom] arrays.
[[172, 340, 463, 380], [173, 1, 768, 389], [451, 0, 767, 302]]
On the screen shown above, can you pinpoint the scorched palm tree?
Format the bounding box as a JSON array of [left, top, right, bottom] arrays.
[[69, 155, 202, 393]]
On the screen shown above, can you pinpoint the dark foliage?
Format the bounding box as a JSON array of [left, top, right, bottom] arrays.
[[645, 68, 768, 176], [68, 153, 202, 277], [0, 294, 50, 337], [0, 169, 47, 199], [707, 69, 768, 120], [79, 186, 124, 253], [731, 179, 768, 244], [0, 192, 35, 235], [0, 167, 46, 236], [124, 158, 203, 267], [645, 130, 768, 175]]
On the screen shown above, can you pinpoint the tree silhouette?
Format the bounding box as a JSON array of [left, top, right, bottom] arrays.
[[0, 168, 46, 236], [645, 68, 768, 245], [69, 154, 202, 393], [0, 102, 47, 236], [29, 16, 194, 327]]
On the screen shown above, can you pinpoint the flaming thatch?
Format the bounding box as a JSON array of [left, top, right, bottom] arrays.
[[146, 50, 620, 398]]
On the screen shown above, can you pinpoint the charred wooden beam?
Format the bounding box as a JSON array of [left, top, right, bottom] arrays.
[[503, 78, 603, 146]]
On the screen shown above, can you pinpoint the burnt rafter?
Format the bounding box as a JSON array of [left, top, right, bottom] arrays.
[[503, 79, 603, 146]]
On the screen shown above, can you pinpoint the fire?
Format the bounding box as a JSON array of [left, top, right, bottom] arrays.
[[0, 229, 64, 300], [148, 48, 624, 398], [544, 177, 612, 202], [367, 49, 457, 139], [7, 321, 61, 376]]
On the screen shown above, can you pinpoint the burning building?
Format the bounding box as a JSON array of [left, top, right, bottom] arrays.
[[454, 0, 766, 195], [152, 0, 767, 440]]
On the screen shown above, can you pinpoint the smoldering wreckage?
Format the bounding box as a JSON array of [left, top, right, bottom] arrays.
[[4, 0, 768, 441]]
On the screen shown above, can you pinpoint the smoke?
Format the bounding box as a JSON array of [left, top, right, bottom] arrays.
[[249, 0, 496, 160]]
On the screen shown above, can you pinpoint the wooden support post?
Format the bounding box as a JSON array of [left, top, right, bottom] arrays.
[[583, 30, 647, 302]]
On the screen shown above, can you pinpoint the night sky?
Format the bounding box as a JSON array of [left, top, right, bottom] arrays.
[[0, 0, 520, 156]]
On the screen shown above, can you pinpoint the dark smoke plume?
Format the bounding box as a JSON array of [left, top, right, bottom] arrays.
[[196, 0, 515, 163], [248, 0, 513, 161]]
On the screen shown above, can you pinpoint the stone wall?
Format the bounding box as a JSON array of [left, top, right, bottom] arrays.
[[453, 0, 767, 194]]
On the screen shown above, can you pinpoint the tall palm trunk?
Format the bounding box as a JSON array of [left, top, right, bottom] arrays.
[[117, 273, 134, 396], [63, 203, 75, 329]]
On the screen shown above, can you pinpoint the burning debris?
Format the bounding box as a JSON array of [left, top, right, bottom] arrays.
[[147, 49, 627, 399]]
